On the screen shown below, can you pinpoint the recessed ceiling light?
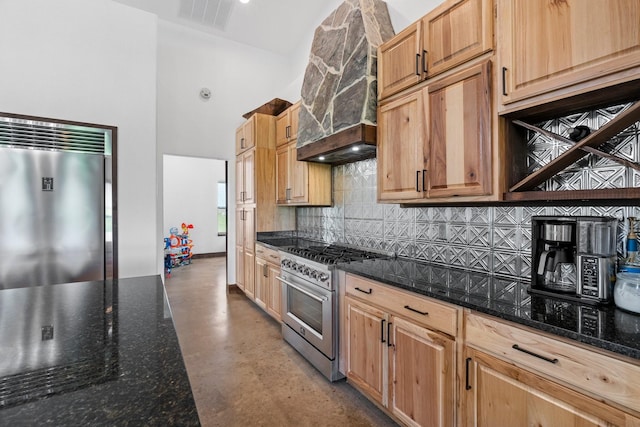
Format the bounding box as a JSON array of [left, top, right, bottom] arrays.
[[239, 0, 250, 3]]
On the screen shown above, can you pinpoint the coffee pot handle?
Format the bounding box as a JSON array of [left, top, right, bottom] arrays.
[[537, 251, 551, 275]]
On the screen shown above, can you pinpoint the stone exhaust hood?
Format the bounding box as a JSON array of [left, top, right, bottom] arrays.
[[296, 0, 394, 165]]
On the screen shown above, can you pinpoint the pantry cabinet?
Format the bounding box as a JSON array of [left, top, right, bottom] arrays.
[[378, 0, 493, 99], [234, 113, 294, 295], [344, 274, 458, 427], [378, 60, 493, 202], [497, 0, 640, 113]]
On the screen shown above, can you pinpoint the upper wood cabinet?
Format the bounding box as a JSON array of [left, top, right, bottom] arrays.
[[276, 140, 332, 206], [378, 0, 493, 99], [235, 115, 255, 154], [497, 0, 640, 113], [276, 101, 300, 147], [378, 60, 493, 203]]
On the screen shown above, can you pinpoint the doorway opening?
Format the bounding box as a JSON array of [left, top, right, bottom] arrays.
[[162, 154, 227, 280]]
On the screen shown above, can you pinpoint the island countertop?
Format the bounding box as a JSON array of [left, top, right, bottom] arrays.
[[0, 275, 199, 426]]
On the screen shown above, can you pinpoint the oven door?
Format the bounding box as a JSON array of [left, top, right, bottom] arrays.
[[278, 270, 334, 359]]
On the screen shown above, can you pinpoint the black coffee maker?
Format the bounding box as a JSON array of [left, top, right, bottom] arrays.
[[531, 217, 577, 295]]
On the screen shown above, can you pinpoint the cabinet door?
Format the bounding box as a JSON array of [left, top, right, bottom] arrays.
[[235, 155, 245, 204], [276, 110, 289, 147], [242, 149, 256, 204], [235, 126, 245, 155], [426, 60, 492, 198], [377, 89, 427, 201], [254, 257, 268, 309], [378, 21, 423, 100], [235, 245, 245, 291], [464, 348, 634, 427], [498, 0, 640, 106], [244, 251, 255, 299], [242, 115, 255, 151], [267, 263, 282, 321], [345, 296, 388, 406], [289, 102, 300, 141], [243, 207, 255, 252], [423, 0, 493, 78], [389, 317, 455, 427], [289, 142, 308, 204], [276, 144, 290, 204]]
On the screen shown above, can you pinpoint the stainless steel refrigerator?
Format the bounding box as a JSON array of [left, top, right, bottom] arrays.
[[0, 115, 116, 290]]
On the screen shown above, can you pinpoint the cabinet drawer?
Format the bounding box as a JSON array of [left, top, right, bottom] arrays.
[[465, 313, 640, 414], [255, 244, 281, 264], [345, 274, 458, 336]]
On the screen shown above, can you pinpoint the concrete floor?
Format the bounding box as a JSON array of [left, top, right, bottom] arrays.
[[165, 257, 398, 427]]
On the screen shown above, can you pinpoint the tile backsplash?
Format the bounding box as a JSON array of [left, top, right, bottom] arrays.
[[296, 158, 640, 281]]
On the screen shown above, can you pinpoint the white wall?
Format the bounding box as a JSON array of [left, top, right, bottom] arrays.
[[0, 0, 159, 278], [163, 155, 226, 255], [156, 22, 292, 283]]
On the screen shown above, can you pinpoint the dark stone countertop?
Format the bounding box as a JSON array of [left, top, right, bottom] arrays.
[[0, 276, 200, 426], [337, 257, 640, 361]]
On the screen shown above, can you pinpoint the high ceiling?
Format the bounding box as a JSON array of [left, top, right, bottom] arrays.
[[112, 0, 342, 56]]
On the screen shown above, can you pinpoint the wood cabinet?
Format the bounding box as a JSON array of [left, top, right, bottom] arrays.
[[236, 207, 255, 298], [378, 60, 493, 202], [464, 347, 640, 427], [255, 243, 282, 321], [276, 140, 332, 206], [236, 149, 255, 205], [497, 0, 640, 113], [235, 114, 255, 154], [463, 312, 640, 426], [276, 101, 300, 147], [234, 113, 294, 295], [378, 0, 493, 100], [344, 275, 458, 427]]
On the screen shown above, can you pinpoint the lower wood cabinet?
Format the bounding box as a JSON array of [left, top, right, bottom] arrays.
[[344, 282, 457, 427], [254, 243, 282, 321], [463, 347, 640, 427]]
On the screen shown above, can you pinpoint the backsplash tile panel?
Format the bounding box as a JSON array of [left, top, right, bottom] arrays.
[[297, 109, 640, 282]]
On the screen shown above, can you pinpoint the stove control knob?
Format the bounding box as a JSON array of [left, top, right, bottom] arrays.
[[304, 267, 312, 276], [318, 273, 329, 282], [296, 264, 304, 273], [310, 270, 319, 280]]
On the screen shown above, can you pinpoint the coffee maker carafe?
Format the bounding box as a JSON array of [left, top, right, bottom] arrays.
[[532, 218, 577, 293]]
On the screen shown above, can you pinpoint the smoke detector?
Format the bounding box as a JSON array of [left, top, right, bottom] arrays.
[[199, 88, 212, 100]]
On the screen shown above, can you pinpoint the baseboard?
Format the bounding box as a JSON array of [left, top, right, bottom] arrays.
[[191, 252, 225, 259]]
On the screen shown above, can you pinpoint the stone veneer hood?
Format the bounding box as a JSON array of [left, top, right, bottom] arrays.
[[297, 0, 394, 165]]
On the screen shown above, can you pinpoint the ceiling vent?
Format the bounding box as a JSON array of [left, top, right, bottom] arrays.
[[178, 0, 235, 31]]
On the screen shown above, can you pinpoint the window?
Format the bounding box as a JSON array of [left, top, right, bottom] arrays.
[[217, 182, 226, 236]]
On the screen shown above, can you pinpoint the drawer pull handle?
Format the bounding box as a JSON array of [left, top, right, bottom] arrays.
[[269, 254, 279, 259], [465, 357, 472, 390], [512, 344, 558, 364], [355, 287, 372, 294], [404, 305, 428, 316]]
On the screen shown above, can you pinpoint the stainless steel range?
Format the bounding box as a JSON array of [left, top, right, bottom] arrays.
[[277, 244, 387, 382]]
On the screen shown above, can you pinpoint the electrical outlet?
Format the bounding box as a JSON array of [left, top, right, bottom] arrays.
[[41, 325, 54, 341]]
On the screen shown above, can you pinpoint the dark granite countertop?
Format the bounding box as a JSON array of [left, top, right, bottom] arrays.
[[0, 276, 200, 426], [337, 257, 640, 361]]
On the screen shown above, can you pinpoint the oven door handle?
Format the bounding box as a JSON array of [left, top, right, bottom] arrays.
[[276, 277, 328, 302]]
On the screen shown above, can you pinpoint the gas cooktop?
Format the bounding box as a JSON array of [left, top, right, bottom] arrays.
[[282, 244, 389, 265]]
